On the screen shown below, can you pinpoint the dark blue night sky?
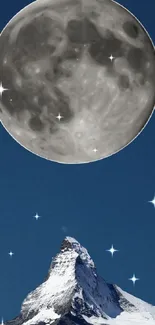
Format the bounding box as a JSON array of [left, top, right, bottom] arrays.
[[0, 0, 155, 321]]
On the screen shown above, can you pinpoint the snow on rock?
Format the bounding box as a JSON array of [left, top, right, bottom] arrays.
[[23, 308, 60, 325], [60, 237, 95, 268], [115, 286, 155, 320], [21, 248, 78, 317], [82, 312, 155, 325]]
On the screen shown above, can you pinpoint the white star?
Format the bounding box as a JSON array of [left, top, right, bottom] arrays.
[[93, 148, 98, 153], [109, 54, 115, 61], [0, 82, 8, 97], [56, 113, 63, 121], [106, 245, 119, 257], [129, 274, 139, 286], [1, 318, 4, 325], [8, 251, 14, 257], [148, 195, 155, 208], [33, 213, 41, 220]]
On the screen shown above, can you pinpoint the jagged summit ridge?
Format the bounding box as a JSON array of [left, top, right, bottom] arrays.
[[61, 237, 95, 268], [7, 237, 155, 325]]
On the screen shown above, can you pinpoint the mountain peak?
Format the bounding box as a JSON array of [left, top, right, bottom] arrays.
[[10, 238, 155, 325], [61, 237, 95, 268], [61, 236, 80, 250]]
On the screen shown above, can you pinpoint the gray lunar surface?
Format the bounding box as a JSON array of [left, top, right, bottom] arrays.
[[0, 0, 155, 163]]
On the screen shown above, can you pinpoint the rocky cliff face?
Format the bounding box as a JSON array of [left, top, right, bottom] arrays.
[[6, 237, 155, 325]]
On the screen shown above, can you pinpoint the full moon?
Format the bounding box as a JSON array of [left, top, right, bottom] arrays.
[[0, 0, 155, 163]]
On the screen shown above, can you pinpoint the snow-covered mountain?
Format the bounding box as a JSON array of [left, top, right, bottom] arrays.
[[6, 237, 155, 325]]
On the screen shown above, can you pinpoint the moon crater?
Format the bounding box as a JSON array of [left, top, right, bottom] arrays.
[[123, 21, 139, 39]]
